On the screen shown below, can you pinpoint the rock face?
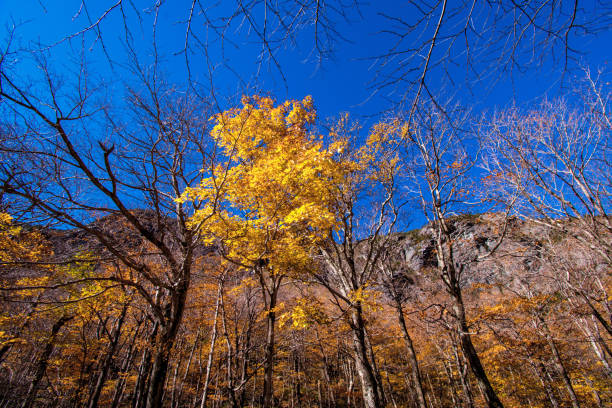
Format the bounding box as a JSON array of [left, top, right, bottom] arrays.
[[44, 210, 170, 259], [39, 211, 607, 300], [380, 213, 581, 298]]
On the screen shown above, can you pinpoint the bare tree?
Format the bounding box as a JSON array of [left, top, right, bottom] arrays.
[[5, 1, 607, 110], [377, 245, 428, 408], [0, 46, 220, 408], [369, 1, 610, 109], [400, 102, 508, 408], [483, 75, 611, 335], [313, 117, 405, 408]]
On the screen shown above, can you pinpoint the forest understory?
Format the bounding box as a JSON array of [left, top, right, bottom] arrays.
[[1, 212, 610, 408]]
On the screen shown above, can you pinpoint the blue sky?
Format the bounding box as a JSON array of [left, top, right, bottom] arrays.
[[1, 1, 610, 229], [3, 0, 610, 124]]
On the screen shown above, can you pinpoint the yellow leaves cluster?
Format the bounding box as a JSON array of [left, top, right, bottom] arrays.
[[182, 98, 406, 282], [183, 96, 344, 276], [261, 302, 286, 320], [0, 330, 18, 347], [0, 212, 13, 226], [0, 212, 49, 263], [475, 292, 563, 325], [279, 297, 330, 329], [12, 276, 51, 298], [334, 116, 402, 188], [228, 276, 258, 296], [348, 284, 383, 312], [209, 95, 316, 163]]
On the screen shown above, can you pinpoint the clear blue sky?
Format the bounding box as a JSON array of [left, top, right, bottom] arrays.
[[1, 1, 610, 230], [3, 0, 610, 123]]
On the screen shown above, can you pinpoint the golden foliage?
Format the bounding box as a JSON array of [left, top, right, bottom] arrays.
[[182, 96, 344, 276]]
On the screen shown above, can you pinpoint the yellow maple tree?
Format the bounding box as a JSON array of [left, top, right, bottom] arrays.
[[182, 95, 344, 404]]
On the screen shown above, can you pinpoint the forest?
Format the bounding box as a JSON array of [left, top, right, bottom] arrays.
[[0, 1, 610, 408]]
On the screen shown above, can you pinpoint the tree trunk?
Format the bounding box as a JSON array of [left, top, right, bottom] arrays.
[[146, 277, 190, 408], [262, 296, 277, 407], [528, 358, 559, 408], [261, 273, 282, 407], [543, 328, 581, 408], [175, 329, 199, 407], [110, 326, 139, 408], [580, 290, 612, 337], [88, 304, 128, 408], [220, 287, 240, 408], [581, 373, 604, 408], [425, 371, 440, 408], [350, 306, 383, 408], [169, 344, 183, 408], [237, 305, 253, 408], [133, 324, 156, 408], [0, 297, 41, 366], [145, 336, 172, 408], [316, 329, 336, 407], [344, 358, 355, 408], [435, 220, 504, 408], [21, 314, 73, 408], [293, 353, 302, 408], [579, 317, 612, 378], [440, 355, 460, 408], [450, 286, 504, 408], [200, 282, 222, 408], [394, 300, 427, 408], [451, 336, 474, 408], [364, 328, 386, 406]]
